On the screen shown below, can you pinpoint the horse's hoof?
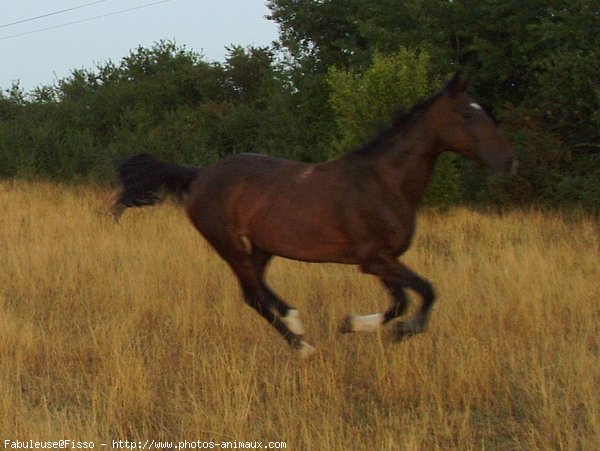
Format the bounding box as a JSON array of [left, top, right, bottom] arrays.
[[339, 315, 354, 334], [393, 322, 423, 341], [297, 341, 317, 359]]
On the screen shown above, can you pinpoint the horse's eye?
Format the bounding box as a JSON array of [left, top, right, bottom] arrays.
[[463, 112, 473, 119]]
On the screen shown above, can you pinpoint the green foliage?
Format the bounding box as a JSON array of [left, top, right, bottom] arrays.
[[269, 0, 600, 147], [327, 50, 435, 154], [423, 153, 462, 207], [528, 1, 600, 149], [461, 105, 600, 210], [1, 2, 598, 211], [267, 0, 371, 71], [0, 41, 304, 181]]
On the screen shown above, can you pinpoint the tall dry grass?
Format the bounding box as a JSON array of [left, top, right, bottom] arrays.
[[0, 180, 598, 450]]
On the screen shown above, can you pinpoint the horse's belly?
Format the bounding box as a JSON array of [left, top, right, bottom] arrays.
[[249, 218, 354, 263]]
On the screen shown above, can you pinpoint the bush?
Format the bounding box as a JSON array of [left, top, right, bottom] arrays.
[[327, 49, 436, 155]]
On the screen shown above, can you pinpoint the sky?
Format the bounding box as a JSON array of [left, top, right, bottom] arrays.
[[0, 0, 280, 92]]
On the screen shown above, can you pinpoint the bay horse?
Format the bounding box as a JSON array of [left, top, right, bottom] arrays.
[[111, 73, 515, 357]]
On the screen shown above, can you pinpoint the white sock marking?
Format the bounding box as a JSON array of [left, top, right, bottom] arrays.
[[281, 309, 305, 335], [350, 313, 385, 332]]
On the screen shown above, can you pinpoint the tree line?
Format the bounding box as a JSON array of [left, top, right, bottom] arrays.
[[0, 0, 598, 210]]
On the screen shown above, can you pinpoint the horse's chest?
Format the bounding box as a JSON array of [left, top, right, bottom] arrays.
[[369, 207, 416, 255]]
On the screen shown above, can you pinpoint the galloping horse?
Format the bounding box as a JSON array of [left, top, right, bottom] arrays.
[[111, 74, 515, 357]]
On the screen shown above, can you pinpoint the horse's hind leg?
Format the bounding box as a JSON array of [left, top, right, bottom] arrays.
[[249, 249, 313, 341], [225, 246, 315, 357]]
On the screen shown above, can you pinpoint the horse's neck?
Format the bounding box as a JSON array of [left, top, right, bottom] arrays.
[[370, 127, 439, 208]]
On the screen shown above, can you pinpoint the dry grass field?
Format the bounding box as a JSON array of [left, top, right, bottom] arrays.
[[0, 180, 598, 450]]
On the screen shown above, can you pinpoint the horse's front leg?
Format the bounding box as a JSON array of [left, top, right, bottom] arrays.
[[341, 257, 436, 340]]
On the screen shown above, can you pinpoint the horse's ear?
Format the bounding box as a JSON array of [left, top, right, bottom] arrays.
[[445, 72, 469, 96]]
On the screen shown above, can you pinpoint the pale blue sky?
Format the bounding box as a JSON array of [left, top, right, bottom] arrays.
[[1, 0, 279, 91]]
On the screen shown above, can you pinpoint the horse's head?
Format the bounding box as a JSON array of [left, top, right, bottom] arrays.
[[430, 73, 516, 175]]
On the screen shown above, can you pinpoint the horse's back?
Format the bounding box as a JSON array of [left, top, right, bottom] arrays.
[[189, 153, 314, 199]]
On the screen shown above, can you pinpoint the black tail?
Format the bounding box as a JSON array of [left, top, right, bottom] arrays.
[[111, 153, 199, 220]]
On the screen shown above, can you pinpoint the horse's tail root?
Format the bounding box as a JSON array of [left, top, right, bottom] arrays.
[[111, 153, 198, 219]]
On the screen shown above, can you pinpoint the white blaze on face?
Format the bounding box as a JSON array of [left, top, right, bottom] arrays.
[[470, 102, 483, 110]]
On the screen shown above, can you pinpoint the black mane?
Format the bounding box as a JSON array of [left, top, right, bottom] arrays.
[[346, 91, 443, 158]]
